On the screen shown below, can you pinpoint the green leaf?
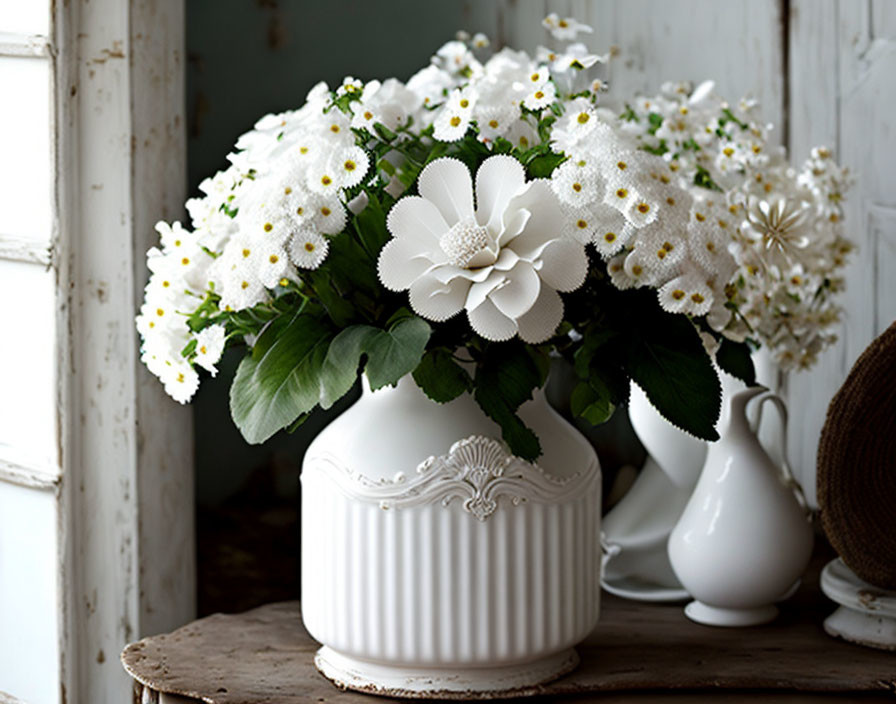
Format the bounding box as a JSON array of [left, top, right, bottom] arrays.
[[229, 312, 334, 444], [625, 315, 721, 441], [364, 315, 431, 390], [715, 338, 756, 386], [352, 191, 390, 260], [319, 325, 378, 409], [526, 152, 566, 178], [373, 122, 397, 142], [473, 343, 543, 460], [571, 377, 615, 425], [412, 349, 472, 403]]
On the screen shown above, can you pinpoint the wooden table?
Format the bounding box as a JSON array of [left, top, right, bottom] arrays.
[[122, 569, 896, 704]]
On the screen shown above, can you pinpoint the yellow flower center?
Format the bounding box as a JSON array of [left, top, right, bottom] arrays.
[[672, 289, 685, 300]]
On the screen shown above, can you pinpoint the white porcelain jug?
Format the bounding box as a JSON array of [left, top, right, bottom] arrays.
[[667, 386, 813, 626]]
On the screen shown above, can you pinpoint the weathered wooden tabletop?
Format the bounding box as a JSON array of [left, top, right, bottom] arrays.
[[122, 566, 896, 704]]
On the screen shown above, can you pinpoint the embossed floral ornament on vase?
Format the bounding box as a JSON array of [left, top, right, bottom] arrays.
[[378, 155, 587, 343]]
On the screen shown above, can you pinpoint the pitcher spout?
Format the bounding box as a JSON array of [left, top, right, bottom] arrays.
[[724, 385, 769, 436]]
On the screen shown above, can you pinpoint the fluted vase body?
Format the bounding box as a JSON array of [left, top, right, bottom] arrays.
[[300, 373, 601, 697]]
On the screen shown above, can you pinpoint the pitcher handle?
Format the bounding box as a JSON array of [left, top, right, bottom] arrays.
[[751, 391, 811, 518]]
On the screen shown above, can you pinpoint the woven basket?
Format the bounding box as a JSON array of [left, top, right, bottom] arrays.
[[817, 321, 896, 589]]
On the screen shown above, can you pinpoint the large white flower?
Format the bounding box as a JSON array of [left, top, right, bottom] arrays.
[[377, 155, 588, 343]]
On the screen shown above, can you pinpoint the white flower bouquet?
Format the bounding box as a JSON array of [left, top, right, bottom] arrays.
[[136, 15, 851, 459], [617, 81, 853, 369]]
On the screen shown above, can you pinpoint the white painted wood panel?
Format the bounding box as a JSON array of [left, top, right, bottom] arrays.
[[0, 257, 57, 473], [788, 0, 896, 505], [0, 56, 52, 241], [0, 481, 59, 704], [473, 0, 784, 131], [54, 1, 194, 702]]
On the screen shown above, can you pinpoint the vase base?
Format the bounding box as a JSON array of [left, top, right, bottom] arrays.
[[685, 600, 778, 627], [314, 645, 580, 699]]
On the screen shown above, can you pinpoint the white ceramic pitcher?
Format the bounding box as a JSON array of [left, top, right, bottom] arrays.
[[667, 386, 813, 627]]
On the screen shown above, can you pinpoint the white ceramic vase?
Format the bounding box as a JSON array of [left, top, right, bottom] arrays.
[[301, 373, 602, 699], [667, 387, 813, 626]]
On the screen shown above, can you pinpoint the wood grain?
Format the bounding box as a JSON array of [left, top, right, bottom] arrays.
[[122, 567, 896, 703]]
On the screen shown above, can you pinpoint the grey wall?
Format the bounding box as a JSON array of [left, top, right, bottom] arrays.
[[187, 0, 477, 505]]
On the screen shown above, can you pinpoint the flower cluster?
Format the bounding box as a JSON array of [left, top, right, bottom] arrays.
[[135, 15, 852, 456], [616, 82, 853, 369]]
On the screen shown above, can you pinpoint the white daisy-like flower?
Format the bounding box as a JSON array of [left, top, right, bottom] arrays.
[[289, 230, 329, 270], [658, 269, 714, 316], [550, 159, 602, 207], [433, 88, 477, 142], [257, 243, 292, 289], [161, 359, 200, 404], [541, 13, 593, 41], [550, 98, 599, 155], [377, 155, 588, 343], [471, 32, 490, 49], [327, 145, 370, 189], [522, 81, 557, 110], [433, 40, 481, 78], [475, 105, 518, 142], [505, 119, 539, 150], [350, 78, 422, 135], [550, 43, 605, 72], [336, 76, 363, 97], [406, 64, 455, 109], [193, 324, 226, 376]]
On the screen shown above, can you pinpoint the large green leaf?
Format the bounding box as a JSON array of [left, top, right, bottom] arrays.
[[473, 342, 543, 460], [229, 312, 334, 444], [716, 337, 756, 386], [364, 315, 432, 390], [412, 348, 472, 403], [317, 316, 432, 409], [318, 325, 378, 409], [625, 315, 721, 441]]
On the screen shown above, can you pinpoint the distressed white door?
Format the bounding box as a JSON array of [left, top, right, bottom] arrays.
[[478, 0, 894, 505], [0, 1, 194, 703]]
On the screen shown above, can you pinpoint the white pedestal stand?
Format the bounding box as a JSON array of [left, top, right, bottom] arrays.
[[821, 558, 896, 651]]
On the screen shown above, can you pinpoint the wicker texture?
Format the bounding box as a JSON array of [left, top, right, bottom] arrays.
[[817, 321, 896, 589]]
